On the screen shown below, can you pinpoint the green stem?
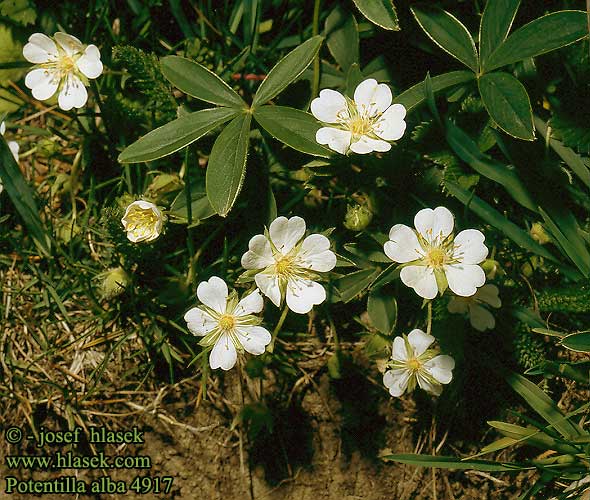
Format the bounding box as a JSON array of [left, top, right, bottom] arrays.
[[268, 306, 289, 353], [426, 301, 433, 336], [184, 148, 196, 286], [311, 0, 321, 100]]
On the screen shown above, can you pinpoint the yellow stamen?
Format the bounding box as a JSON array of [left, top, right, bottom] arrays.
[[425, 247, 447, 268], [275, 255, 293, 276], [349, 117, 371, 136], [408, 358, 421, 371], [218, 314, 235, 331]]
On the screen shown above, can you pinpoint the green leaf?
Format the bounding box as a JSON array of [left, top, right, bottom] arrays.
[[443, 181, 557, 263], [333, 268, 380, 303], [394, 71, 475, 113], [352, 0, 399, 31], [485, 10, 588, 72], [0, 136, 51, 256], [367, 289, 397, 335], [169, 188, 216, 223], [252, 36, 323, 107], [160, 56, 245, 108], [0, 24, 26, 83], [505, 371, 584, 438], [560, 332, 590, 353], [118, 107, 238, 163], [253, 105, 332, 157], [383, 454, 525, 472], [478, 72, 534, 140], [206, 113, 252, 217], [479, 0, 520, 65], [0, 0, 36, 26], [534, 115, 590, 189], [410, 5, 479, 72], [445, 121, 536, 211], [325, 5, 359, 71]]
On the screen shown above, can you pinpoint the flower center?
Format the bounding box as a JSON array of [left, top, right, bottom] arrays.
[[56, 55, 77, 76], [218, 314, 235, 331], [275, 255, 294, 276], [348, 116, 371, 136], [128, 209, 158, 231], [425, 247, 447, 268], [408, 358, 422, 371]]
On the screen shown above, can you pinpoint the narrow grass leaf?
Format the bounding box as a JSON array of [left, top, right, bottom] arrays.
[[478, 72, 534, 140], [479, 0, 520, 65], [411, 5, 479, 72], [0, 136, 51, 256], [485, 10, 588, 72], [254, 105, 332, 157], [384, 454, 525, 472], [394, 71, 475, 113], [560, 332, 590, 353], [161, 56, 245, 108], [252, 36, 323, 107], [119, 107, 237, 163], [206, 113, 252, 217]]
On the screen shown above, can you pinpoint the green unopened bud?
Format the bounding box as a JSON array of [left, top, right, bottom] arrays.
[[344, 204, 373, 231], [99, 267, 131, 299], [530, 222, 551, 245], [36, 138, 60, 158], [481, 259, 503, 279]]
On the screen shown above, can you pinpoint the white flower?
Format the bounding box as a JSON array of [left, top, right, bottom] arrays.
[[310, 78, 406, 155], [23, 32, 103, 111], [448, 284, 501, 331], [121, 200, 164, 243], [0, 121, 19, 162], [383, 328, 455, 397], [184, 276, 272, 371], [241, 216, 336, 314], [384, 206, 488, 299]]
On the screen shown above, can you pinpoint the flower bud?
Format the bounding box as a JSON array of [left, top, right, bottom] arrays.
[[121, 200, 164, 243], [344, 203, 373, 231], [99, 267, 131, 299], [530, 222, 550, 245]]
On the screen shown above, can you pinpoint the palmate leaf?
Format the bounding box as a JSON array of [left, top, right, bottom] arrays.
[[118, 107, 238, 163], [478, 72, 534, 141], [367, 288, 397, 335], [479, 0, 520, 65], [352, 0, 399, 31], [0, 136, 51, 256], [411, 5, 479, 73], [206, 113, 252, 217], [484, 10, 588, 72]]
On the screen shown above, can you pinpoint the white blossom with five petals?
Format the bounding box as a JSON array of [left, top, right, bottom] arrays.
[[23, 32, 103, 111], [121, 200, 164, 243], [310, 78, 406, 155], [184, 277, 272, 371], [383, 329, 455, 397], [241, 216, 336, 314], [447, 283, 501, 331], [384, 206, 488, 299]]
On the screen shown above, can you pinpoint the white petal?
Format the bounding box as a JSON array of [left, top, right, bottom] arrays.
[[22, 33, 58, 63], [241, 234, 274, 269], [316, 127, 352, 154], [54, 32, 84, 56], [349, 135, 391, 154], [414, 207, 454, 244], [235, 289, 264, 316], [269, 216, 306, 254], [384, 224, 423, 263], [183, 307, 217, 336], [383, 369, 411, 397], [296, 234, 336, 272], [475, 284, 501, 308], [209, 333, 237, 370], [424, 355, 455, 384], [285, 277, 326, 314], [391, 336, 409, 361], [8, 141, 19, 162], [76, 45, 103, 79], [447, 296, 470, 314], [0, 121, 5, 135], [353, 79, 392, 116], [416, 372, 442, 396], [407, 329, 435, 357], [310, 89, 348, 123], [373, 104, 407, 141], [468, 303, 495, 331], [453, 229, 488, 264], [399, 265, 438, 299], [58, 74, 88, 110], [25, 68, 59, 100], [255, 272, 282, 307], [236, 325, 272, 355], [197, 276, 228, 313], [444, 264, 486, 297]]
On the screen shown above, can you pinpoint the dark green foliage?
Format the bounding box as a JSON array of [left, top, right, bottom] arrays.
[[537, 283, 590, 313], [513, 323, 547, 371]]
